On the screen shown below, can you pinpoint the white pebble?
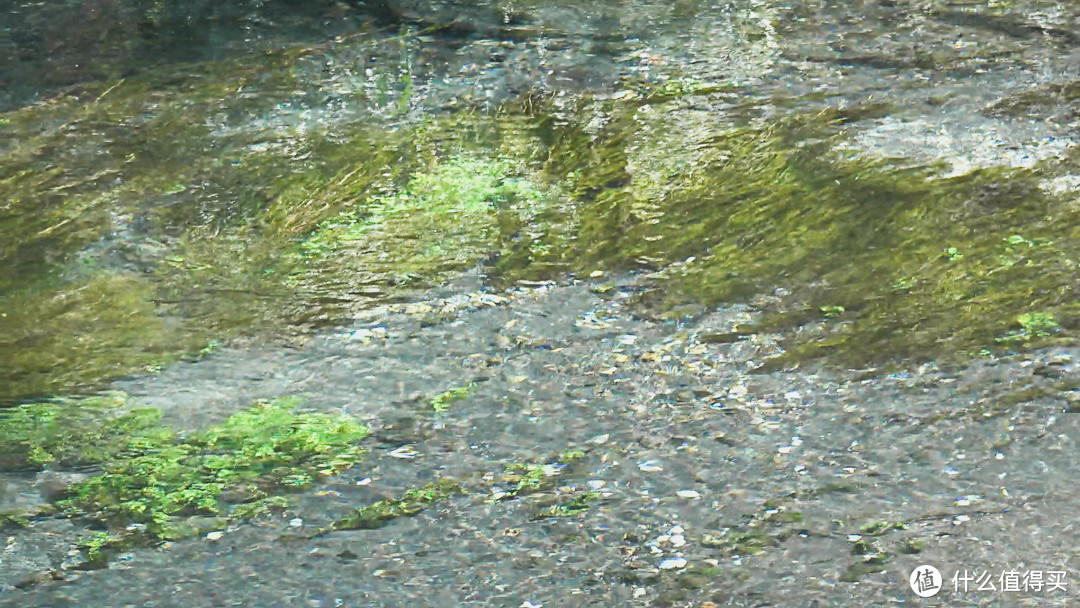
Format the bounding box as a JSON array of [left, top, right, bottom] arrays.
[[659, 557, 687, 570], [638, 460, 664, 473]]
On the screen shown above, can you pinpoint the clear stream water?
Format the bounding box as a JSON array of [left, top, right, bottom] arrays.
[[2, 1, 1079, 606]]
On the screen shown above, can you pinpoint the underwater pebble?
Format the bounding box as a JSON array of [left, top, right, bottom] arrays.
[[389, 446, 420, 459], [676, 490, 702, 499], [670, 534, 686, 548], [638, 460, 663, 473], [659, 557, 687, 570], [587, 480, 606, 490], [356, 478, 372, 486], [955, 496, 971, 507], [289, 518, 304, 528], [953, 515, 971, 525], [633, 588, 647, 599], [205, 531, 224, 541]]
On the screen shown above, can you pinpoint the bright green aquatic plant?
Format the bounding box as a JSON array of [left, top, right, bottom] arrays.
[[46, 396, 369, 543]]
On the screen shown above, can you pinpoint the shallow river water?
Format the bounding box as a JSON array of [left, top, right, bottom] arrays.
[[2, 1, 1079, 606]]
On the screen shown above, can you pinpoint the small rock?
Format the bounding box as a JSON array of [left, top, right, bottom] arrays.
[[389, 446, 420, 459], [658, 557, 687, 570], [638, 460, 663, 473]]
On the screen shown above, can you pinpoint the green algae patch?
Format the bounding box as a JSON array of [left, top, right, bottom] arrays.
[[325, 479, 462, 532], [1, 393, 369, 567], [0, 60, 563, 401], [0, 392, 160, 471], [490, 449, 589, 502], [431, 384, 475, 413], [0, 274, 205, 403], [0, 395, 361, 557], [530, 489, 600, 520], [58, 396, 369, 539], [523, 94, 1080, 370], [7, 36, 1078, 402], [0, 512, 32, 530], [289, 156, 557, 292]]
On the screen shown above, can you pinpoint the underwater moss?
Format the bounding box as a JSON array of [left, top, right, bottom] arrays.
[[50, 396, 369, 544], [527, 95, 1080, 370], [288, 155, 556, 289], [431, 384, 474, 413], [491, 448, 588, 501], [0, 393, 368, 568], [531, 489, 600, 519], [326, 479, 462, 531], [5, 41, 1078, 403], [0, 392, 159, 470], [0, 274, 204, 403]]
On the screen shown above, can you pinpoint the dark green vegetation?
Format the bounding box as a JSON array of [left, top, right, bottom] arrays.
[[323, 479, 463, 532], [535, 101, 1079, 370], [0, 395, 369, 566]]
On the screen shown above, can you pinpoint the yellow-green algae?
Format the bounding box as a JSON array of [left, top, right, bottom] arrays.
[[0, 47, 567, 400], [525, 95, 1080, 370], [3, 37, 1079, 403]]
